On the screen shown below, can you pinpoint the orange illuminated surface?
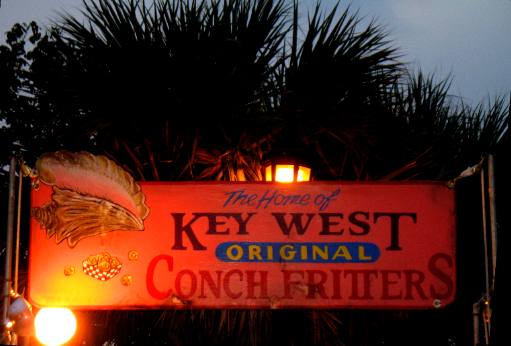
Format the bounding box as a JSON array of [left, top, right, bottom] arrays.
[[29, 181, 456, 310]]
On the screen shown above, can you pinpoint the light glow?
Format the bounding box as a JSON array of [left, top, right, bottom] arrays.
[[35, 308, 77, 346], [264, 165, 272, 181], [297, 166, 311, 182], [274, 165, 294, 183]]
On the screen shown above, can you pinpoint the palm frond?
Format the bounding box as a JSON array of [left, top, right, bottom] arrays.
[[381, 71, 509, 180], [282, 3, 402, 114]]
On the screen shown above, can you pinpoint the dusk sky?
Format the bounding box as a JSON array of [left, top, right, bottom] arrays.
[[1, 0, 510, 105]]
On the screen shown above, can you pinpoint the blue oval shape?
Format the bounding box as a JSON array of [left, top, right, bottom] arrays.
[[215, 242, 380, 263]]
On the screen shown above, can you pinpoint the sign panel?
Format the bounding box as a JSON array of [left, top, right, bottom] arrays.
[[28, 152, 456, 309]]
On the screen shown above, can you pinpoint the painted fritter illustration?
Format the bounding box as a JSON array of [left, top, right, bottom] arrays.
[[32, 151, 149, 248], [82, 252, 123, 281]]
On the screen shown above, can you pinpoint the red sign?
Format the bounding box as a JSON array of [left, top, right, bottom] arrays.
[[28, 152, 456, 309]]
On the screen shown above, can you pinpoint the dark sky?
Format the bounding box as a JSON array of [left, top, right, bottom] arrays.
[[1, 0, 510, 105]]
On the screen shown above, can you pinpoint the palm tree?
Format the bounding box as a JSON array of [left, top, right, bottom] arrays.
[[1, 0, 507, 344], [20, 0, 405, 184]]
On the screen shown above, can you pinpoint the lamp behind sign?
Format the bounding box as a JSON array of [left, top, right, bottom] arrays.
[[263, 157, 312, 183]]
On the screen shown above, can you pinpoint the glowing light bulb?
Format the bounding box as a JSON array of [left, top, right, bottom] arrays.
[[35, 308, 77, 346], [274, 165, 294, 183]]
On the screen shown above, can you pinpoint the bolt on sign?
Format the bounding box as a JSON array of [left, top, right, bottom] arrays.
[[28, 151, 456, 309]]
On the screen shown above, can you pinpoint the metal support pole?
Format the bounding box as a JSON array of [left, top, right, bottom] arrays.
[[487, 154, 497, 290], [480, 165, 490, 296], [479, 161, 491, 346], [14, 164, 23, 294], [2, 158, 17, 338]]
